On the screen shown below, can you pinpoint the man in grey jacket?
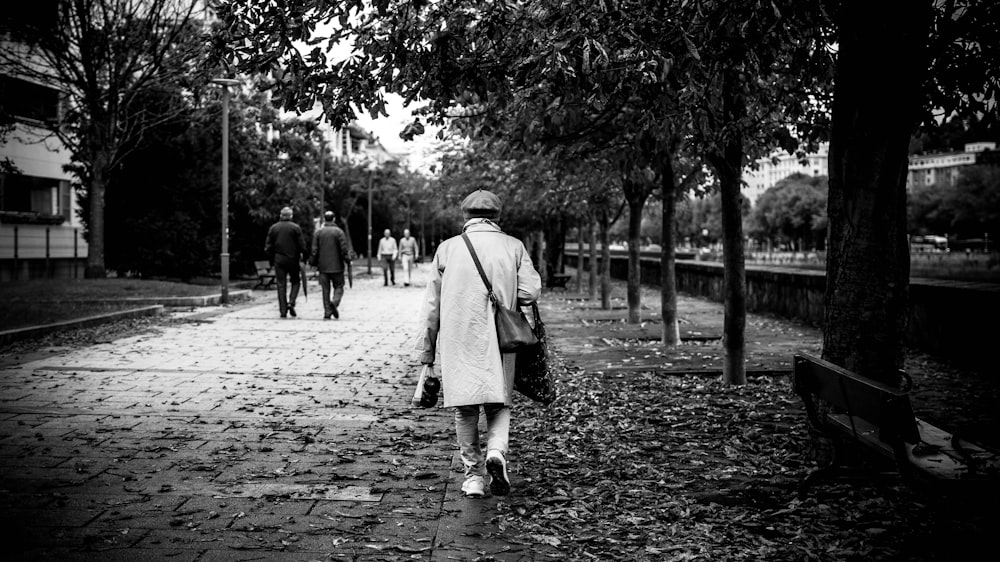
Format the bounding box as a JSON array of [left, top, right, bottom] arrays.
[[310, 211, 352, 319]]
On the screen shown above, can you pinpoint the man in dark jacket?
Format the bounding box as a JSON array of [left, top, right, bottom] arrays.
[[264, 206, 307, 318], [310, 211, 352, 319]]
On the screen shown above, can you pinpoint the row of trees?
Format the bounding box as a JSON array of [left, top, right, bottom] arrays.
[[99, 90, 446, 280], [4, 1, 996, 387], [1, 1, 448, 281], [211, 0, 996, 385]]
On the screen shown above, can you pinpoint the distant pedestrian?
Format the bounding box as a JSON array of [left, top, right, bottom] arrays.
[[264, 206, 306, 318], [399, 228, 419, 286], [310, 211, 351, 320], [378, 229, 398, 286], [415, 189, 542, 498]]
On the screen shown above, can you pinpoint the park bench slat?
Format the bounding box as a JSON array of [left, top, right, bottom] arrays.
[[793, 352, 999, 497], [793, 354, 919, 444], [824, 414, 968, 480], [254, 260, 276, 290], [547, 273, 573, 290]]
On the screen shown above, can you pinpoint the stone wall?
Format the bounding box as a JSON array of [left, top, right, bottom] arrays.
[[566, 253, 999, 369]]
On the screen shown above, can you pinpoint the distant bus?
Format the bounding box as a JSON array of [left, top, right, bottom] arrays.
[[909, 235, 948, 253]]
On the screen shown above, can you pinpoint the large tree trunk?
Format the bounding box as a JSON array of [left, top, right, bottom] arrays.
[[660, 160, 681, 347], [84, 157, 109, 278], [624, 179, 649, 324], [824, 0, 931, 383], [719, 167, 747, 385]]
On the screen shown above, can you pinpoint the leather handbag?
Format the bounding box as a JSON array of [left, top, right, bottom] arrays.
[[462, 233, 539, 352]]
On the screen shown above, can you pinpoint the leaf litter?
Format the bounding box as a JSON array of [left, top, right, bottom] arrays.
[[501, 360, 998, 561]]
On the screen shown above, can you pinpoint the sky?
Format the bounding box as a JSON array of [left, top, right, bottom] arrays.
[[352, 93, 412, 153], [290, 24, 443, 173], [351, 93, 444, 174]]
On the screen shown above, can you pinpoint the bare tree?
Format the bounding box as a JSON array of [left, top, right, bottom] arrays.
[[0, 0, 209, 277]]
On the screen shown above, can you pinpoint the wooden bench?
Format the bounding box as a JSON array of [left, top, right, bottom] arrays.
[[793, 353, 999, 498], [546, 273, 573, 290], [254, 260, 276, 290]]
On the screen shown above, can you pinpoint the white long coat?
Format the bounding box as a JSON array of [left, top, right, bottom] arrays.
[[416, 219, 542, 407]]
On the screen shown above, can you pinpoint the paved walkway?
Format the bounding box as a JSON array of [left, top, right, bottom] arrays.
[[3, 264, 996, 561], [1, 266, 524, 561]]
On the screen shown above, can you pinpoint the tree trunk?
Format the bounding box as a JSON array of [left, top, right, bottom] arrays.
[[544, 215, 566, 279], [589, 215, 598, 300], [824, 0, 931, 382], [660, 160, 681, 347], [576, 220, 584, 293], [597, 206, 612, 310], [719, 162, 747, 385], [84, 157, 109, 278], [709, 71, 748, 386], [536, 230, 547, 288], [625, 180, 648, 324]]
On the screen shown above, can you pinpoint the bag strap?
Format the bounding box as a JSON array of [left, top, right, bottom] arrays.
[[462, 232, 500, 307], [530, 302, 542, 325]]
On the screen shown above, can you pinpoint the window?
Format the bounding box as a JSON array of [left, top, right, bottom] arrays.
[[1, 173, 65, 218], [0, 1, 58, 39], [0, 75, 61, 125]]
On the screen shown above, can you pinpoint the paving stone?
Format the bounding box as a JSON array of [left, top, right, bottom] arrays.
[[8, 268, 954, 560]]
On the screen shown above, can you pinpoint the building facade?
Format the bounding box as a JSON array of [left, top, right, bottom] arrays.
[[743, 143, 829, 206], [0, 73, 87, 281], [906, 141, 997, 189]]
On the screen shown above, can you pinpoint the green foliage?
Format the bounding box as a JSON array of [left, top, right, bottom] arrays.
[[920, 0, 1000, 130], [748, 173, 828, 250], [105, 97, 217, 280], [910, 114, 999, 155], [676, 192, 751, 246], [908, 165, 1000, 240]]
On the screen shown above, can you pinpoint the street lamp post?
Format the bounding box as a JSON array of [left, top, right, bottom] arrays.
[[367, 168, 374, 274], [318, 139, 326, 217], [212, 78, 240, 304]]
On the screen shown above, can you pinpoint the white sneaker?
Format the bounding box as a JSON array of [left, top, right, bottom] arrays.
[[461, 475, 485, 498], [486, 450, 510, 496]]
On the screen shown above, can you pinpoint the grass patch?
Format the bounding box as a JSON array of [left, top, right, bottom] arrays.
[[0, 279, 226, 332]]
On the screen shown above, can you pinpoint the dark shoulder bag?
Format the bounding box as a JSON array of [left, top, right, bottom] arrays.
[[461, 233, 538, 352]]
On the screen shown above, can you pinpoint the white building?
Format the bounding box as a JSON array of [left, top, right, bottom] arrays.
[[739, 140, 996, 209], [906, 141, 996, 189], [744, 143, 829, 205], [0, 73, 87, 281]]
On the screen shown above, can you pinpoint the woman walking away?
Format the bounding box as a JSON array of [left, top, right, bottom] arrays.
[[416, 189, 541, 497]]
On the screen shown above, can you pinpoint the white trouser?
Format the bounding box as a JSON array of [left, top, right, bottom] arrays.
[[401, 254, 414, 283], [454, 404, 510, 477]]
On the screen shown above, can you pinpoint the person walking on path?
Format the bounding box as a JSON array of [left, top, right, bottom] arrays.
[[264, 206, 307, 318], [310, 211, 352, 320], [415, 189, 542, 498], [378, 229, 399, 286], [399, 228, 419, 286]]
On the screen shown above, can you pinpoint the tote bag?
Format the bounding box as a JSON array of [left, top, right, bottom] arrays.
[[514, 303, 557, 405]]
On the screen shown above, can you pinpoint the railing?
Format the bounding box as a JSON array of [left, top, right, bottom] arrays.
[[0, 223, 88, 280]]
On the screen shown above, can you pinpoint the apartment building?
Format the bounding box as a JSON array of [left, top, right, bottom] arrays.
[[906, 141, 997, 189], [743, 143, 829, 205], [0, 72, 86, 281], [742, 139, 996, 207]]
